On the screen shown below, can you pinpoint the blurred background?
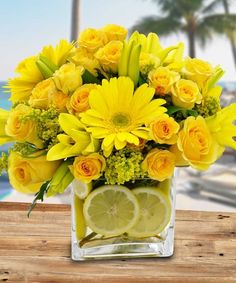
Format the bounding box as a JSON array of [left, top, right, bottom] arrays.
[[0, 0, 236, 211]]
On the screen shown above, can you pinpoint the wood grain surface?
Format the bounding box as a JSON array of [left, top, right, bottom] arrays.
[[0, 202, 235, 283]]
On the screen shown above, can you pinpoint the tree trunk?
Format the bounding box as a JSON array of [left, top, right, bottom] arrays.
[[223, 0, 236, 70], [188, 29, 196, 58], [71, 0, 80, 42]]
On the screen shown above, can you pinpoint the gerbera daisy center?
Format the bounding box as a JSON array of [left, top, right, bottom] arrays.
[[111, 112, 131, 128]]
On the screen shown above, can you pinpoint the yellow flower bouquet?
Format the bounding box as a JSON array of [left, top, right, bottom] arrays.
[[1, 24, 236, 260]]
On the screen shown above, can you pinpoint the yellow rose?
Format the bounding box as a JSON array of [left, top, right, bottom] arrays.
[[142, 149, 175, 181], [150, 114, 180, 144], [70, 47, 100, 77], [8, 151, 60, 194], [148, 67, 180, 96], [71, 153, 106, 183], [102, 24, 127, 41], [95, 41, 123, 73], [177, 116, 224, 170], [53, 63, 84, 94], [171, 79, 202, 109], [67, 84, 97, 116], [51, 91, 69, 112], [29, 78, 55, 109], [29, 78, 68, 111], [184, 58, 214, 89], [79, 28, 108, 52], [5, 104, 43, 148]]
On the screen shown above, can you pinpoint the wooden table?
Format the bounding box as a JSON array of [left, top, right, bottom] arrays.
[[0, 202, 235, 282]]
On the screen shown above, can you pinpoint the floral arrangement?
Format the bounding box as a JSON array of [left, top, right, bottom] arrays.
[[0, 24, 236, 216]]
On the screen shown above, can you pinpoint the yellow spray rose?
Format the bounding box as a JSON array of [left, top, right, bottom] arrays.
[[95, 41, 123, 73], [142, 149, 175, 181], [184, 58, 214, 89], [70, 47, 100, 77], [102, 24, 127, 41], [8, 151, 60, 194], [148, 67, 180, 96], [79, 28, 108, 52], [5, 104, 43, 148], [150, 114, 180, 144], [29, 78, 68, 111], [171, 79, 202, 109], [53, 63, 84, 94], [67, 84, 97, 116], [177, 116, 224, 170], [71, 153, 106, 183]]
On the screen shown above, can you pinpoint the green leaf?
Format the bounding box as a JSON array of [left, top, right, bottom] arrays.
[[187, 109, 198, 117], [167, 105, 184, 115], [82, 70, 100, 84], [36, 60, 54, 79], [27, 181, 50, 217]]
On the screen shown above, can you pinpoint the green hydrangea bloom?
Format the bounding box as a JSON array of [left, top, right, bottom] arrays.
[[105, 149, 146, 185]]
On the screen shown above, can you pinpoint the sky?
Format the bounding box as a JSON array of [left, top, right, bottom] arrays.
[[0, 0, 236, 81]]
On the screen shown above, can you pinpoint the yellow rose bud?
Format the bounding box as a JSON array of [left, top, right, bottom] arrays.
[[67, 84, 97, 116], [70, 47, 100, 77], [0, 109, 13, 145], [53, 63, 84, 94], [171, 79, 202, 109], [71, 153, 106, 183], [8, 151, 60, 194], [5, 104, 43, 148], [148, 67, 180, 96], [79, 28, 108, 52], [95, 41, 123, 73], [142, 148, 175, 181], [102, 24, 127, 41], [177, 116, 224, 170], [150, 114, 180, 144], [184, 58, 214, 89]]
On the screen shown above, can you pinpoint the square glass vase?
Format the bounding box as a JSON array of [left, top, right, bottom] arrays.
[[71, 176, 176, 261]]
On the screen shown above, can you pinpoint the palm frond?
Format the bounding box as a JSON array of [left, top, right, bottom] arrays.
[[202, 14, 236, 33], [130, 16, 183, 37]]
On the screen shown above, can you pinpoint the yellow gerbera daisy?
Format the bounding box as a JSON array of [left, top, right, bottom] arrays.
[[80, 76, 166, 156]]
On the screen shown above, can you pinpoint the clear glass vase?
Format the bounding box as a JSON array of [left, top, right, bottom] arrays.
[[71, 175, 176, 260]]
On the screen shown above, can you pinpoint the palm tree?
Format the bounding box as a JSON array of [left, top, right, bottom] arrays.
[[131, 0, 236, 58], [71, 0, 80, 42], [221, 0, 236, 70]]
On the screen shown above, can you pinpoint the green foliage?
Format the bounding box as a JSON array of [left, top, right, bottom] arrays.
[[28, 181, 50, 217]]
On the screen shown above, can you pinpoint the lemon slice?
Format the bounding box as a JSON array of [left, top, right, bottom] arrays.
[[128, 187, 172, 238], [72, 179, 92, 199], [83, 185, 140, 237], [74, 194, 86, 240]]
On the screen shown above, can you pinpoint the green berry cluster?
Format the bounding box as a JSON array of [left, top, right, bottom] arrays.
[[195, 96, 221, 117]]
